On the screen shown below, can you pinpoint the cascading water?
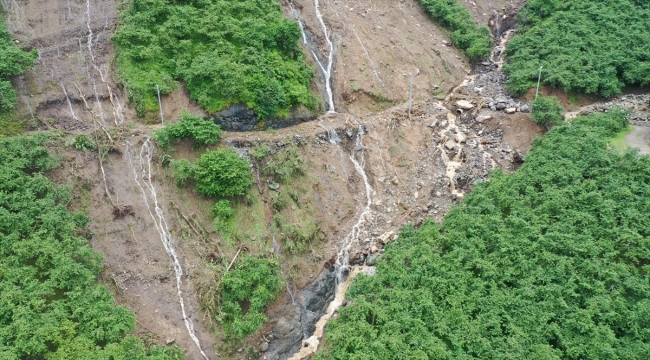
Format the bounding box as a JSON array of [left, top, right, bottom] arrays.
[[291, 0, 335, 112], [126, 138, 210, 360], [288, 125, 375, 359]]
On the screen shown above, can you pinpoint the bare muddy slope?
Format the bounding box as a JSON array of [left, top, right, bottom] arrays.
[[287, 0, 471, 115]]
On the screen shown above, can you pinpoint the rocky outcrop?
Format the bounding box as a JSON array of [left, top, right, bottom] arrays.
[[211, 104, 318, 131], [264, 267, 339, 360]]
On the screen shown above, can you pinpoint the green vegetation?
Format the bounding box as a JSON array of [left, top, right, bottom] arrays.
[[218, 254, 282, 339], [504, 0, 650, 96], [170, 158, 194, 188], [0, 21, 37, 113], [317, 109, 650, 359], [112, 0, 317, 118], [609, 125, 634, 153], [153, 112, 222, 148], [0, 135, 182, 359], [194, 149, 253, 197], [416, 0, 492, 60], [532, 95, 565, 127], [264, 145, 306, 183]]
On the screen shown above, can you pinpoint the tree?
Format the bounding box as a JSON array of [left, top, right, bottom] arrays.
[[532, 95, 564, 127], [193, 149, 252, 197], [317, 109, 650, 359]]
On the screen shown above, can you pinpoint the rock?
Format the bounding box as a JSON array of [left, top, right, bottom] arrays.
[[366, 253, 379, 265], [370, 245, 379, 254], [414, 191, 419, 199], [456, 100, 474, 109], [377, 231, 396, 245], [267, 180, 280, 191], [505, 108, 516, 114], [476, 115, 492, 123], [496, 102, 507, 110], [444, 139, 456, 150], [391, 177, 399, 185], [520, 104, 530, 113], [260, 342, 269, 352]]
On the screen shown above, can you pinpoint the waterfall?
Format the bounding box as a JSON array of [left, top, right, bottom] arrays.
[[126, 138, 210, 360]]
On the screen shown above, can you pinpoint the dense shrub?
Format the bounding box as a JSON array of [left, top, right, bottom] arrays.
[[153, 112, 222, 148], [193, 149, 252, 197], [211, 199, 234, 221], [0, 135, 182, 359], [416, 0, 492, 59], [0, 22, 37, 113], [219, 255, 283, 338], [504, 0, 650, 96], [316, 109, 650, 359], [112, 0, 317, 118], [532, 95, 565, 127]]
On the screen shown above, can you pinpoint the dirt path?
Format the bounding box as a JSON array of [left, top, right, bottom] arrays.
[[626, 126, 650, 155]]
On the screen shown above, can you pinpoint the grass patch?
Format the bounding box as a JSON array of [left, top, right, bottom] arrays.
[[609, 125, 633, 152]]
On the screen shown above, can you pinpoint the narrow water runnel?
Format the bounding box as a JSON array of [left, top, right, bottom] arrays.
[[126, 139, 210, 360]]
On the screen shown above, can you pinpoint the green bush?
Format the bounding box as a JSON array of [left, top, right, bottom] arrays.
[[193, 149, 252, 197], [153, 112, 222, 148], [504, 0, 650, 96], [211, 199, 234, 221], [416, 0, 492, 60], [531, 95, 565, 127], [317, 109, 650, 359], [219, 255, 283, 338], [72, 134, 95, 151], [264, 145, 306, 183], [0, 135, 182, 359], [170, 158, 194, 188], [0, 22, 38, 113], [112, 0, 318, 119]]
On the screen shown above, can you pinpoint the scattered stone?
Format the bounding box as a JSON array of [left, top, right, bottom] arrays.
[[370, 245, 379, 254], [165, 337, 175, 345], [476, 115, 492, 123], [520, 104, 531, 113], [414, 191, 419, 199], [496, 102, 507, 110], [505, 108, 516, 114], [444, 139, 456, 150], [267, 180, 280, 191], [377, 231, 396, 245], [260, 342, 269, 352], [456, 100, 474, 109]]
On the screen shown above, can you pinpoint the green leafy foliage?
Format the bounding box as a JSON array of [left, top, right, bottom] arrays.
[[317, 109, 650, 359], [170, 158, 195, 188], [0, 22, 37, 113], [416, 0, 492, 59], [264, 145, 306, 183], [0, 135, 182, 359], [112, 0, 317, 118], [152, 112, 222, 148], [504, 0, 650, 96], [532, 95, 565, 127], [72, 134, 95, 151], [193, 149, 252, 197], [218, 255, 283, 338], [211, 199, 234, 221]]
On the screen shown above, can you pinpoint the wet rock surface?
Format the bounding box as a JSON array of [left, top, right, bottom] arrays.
[[211, 104, 318, 131]]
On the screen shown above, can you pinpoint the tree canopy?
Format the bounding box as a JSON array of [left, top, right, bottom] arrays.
[[0, 135, 183, 359], [316, 109, 650, 359], [112, 0, 318, 119], [504, 0, 650, 97]]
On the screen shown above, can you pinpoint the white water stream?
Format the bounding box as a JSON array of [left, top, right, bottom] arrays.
[[126, 138, 210, 360], [287, 124, 375, 359]]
